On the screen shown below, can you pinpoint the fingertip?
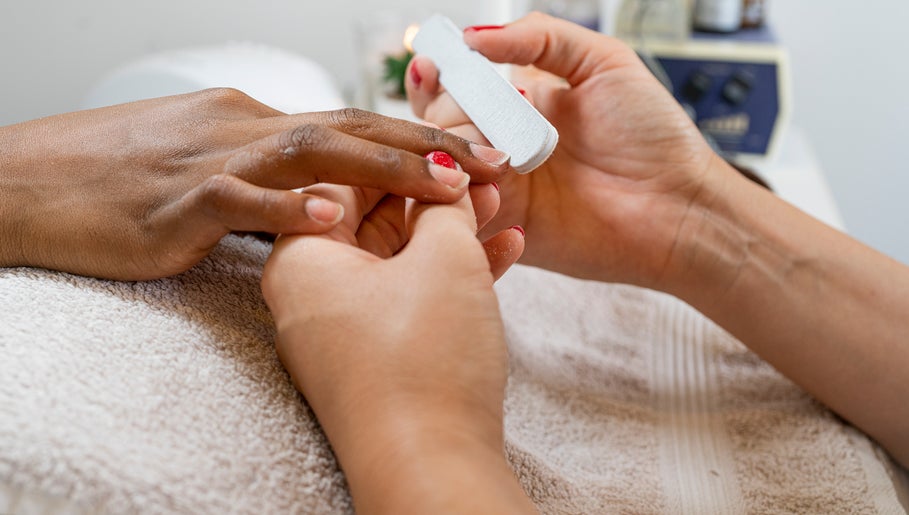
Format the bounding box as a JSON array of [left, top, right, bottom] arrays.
[[407, 56, 441, 119], [410, 55, 439, 87], [463, 24, 506, 33], [468, 12, 621, 89], [469, 182, 501, 231], [188, 177, 348, 237], [408, 59, 423, 90], [483, 226, 526, 281], [304, 197, 345, 225], [427, 162, 470, 190], [407, 56, 440, 99], [408, 183, 477, 236], [468, 142, 511, 172], [462, 24, 506, 50], [513, 83, 535, 106]]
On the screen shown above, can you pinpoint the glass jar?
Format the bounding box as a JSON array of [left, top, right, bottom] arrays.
[[614, 0, 691, 43], [693, 0, 742, 33], [741, 0, 766, 28]]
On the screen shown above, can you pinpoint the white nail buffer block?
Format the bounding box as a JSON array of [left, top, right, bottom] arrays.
[[413, 15, 559, 174]]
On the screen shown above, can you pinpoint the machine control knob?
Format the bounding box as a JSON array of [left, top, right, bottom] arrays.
[[722, 72, 754, 106], [682, 71, 712, 103]]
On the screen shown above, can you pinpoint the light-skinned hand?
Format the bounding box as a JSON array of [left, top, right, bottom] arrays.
[[262, 167, 533, 513], [407, 12, 724, 291], [410, 12, 909, 468]]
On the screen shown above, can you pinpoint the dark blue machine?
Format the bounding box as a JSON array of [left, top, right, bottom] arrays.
[[644, 27, 790, 161]]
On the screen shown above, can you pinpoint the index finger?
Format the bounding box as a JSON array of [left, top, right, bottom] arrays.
[[243, 108, 512, 183], [462, 12, 642, 87]]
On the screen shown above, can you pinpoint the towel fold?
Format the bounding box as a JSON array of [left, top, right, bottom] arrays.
[[496, 265, 907, 514], [1, 235, 906, 514]]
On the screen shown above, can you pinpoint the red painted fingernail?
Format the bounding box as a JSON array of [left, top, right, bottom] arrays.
[[492, 182, 500, 192], [464, 24, 505, 32], [425, 151, 457, 170], [409, 64, 422, 89], [510, 225, 525, 237], [425, 151, 468, 189], [516, 87, 527, 97]]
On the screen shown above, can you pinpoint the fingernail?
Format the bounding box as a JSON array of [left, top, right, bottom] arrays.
[[516, 87, 526, 97], [409, 63, 422, 89], [492, 182, 500, 192], [305, 198, 344, 224], [510, 225, 525, 237], [425, 150, 457, 169], [469, 143, 510, 166], [464, 25, 505, 33], [428, 163, 469, 190]]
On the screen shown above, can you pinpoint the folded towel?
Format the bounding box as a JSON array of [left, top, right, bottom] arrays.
[[1, 235, 906, 514], [496, 265, 908, 514]]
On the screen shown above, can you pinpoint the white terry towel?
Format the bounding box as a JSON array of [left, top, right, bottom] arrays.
[[497, 264, 908, 514], [1, 234, 907, 514]]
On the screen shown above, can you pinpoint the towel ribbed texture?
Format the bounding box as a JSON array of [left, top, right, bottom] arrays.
[[1, 235, 905, 514]]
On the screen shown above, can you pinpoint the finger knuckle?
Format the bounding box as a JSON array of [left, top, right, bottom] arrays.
[[202, 87, 255, 107], [328, 107, 375, 134], [197, 174, 239, 212], [419, 124, 447, 148], [374, 147, 406, 175], [527, 10, 550, 23], [256, 190, 283, 220], [286, 123, 330, 150]]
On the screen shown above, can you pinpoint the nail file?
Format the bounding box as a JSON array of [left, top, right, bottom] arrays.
[[412, 14, 558, 174]]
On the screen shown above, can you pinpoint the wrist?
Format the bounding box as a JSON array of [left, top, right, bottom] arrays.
[[0, 124, 28, 268], [336, 414, 532, 515], [277, 327, 523, 513], [656, 153, 780, 306]]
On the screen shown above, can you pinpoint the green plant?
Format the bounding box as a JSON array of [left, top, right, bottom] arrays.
[[382, 50, 414, 99]]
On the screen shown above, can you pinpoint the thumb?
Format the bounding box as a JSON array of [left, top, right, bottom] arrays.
[[463, 12, 639, 87], [403, 191, 524, 281], [402, 191, 487, 271], [407, 190, 478, 246]]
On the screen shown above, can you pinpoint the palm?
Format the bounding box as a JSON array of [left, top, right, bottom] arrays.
[[408, 19, 717, 286], [490, 68, 714, 284]]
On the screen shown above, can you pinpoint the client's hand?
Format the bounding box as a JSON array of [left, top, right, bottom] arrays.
[[261, 176, 535, 514], [407, 13, 727, 290], [0, 89, 510, 280]]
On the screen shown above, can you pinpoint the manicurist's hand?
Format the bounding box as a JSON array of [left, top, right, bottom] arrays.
[[261, 170, 536, 514], [0, 89, 511, 280], [411, 13, 909, 467], [407, 12, 721, 289]]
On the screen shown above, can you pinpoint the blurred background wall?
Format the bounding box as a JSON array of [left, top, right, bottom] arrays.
[[770, 0, 909, 265], [2, 0, 907, 264]]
